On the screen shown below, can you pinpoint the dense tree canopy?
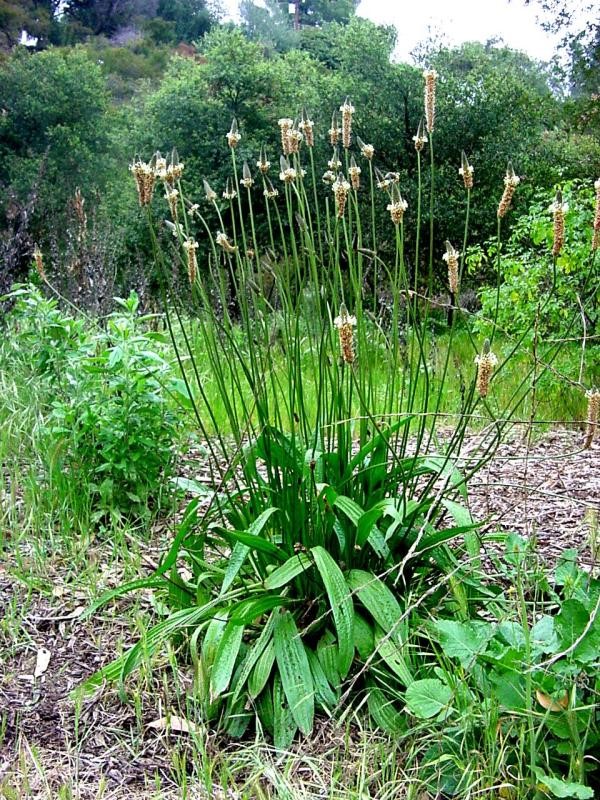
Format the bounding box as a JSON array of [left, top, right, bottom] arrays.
[[0, 6, 598, 297], [0, 0, 61, 48]]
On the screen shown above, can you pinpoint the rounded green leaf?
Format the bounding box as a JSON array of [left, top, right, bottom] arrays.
[[405, 678, 453, 720]]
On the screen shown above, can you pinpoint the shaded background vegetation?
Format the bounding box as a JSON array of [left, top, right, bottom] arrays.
[[0, 0, 598, 305]]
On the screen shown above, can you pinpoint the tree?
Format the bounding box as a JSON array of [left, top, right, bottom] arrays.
[[0, 0, 61, 49], [60, 0, 144, 37], [278, 0, 359, 28], [523, 0, 599, 96], [61, 0, 220, 42], [240, 0, 299, 52], [0, 47, 113, 229], [155, 0, 219, 43]]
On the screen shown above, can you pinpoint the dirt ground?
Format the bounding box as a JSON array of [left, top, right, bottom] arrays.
[[1, 429, 598, 798], [469, 428, 599, 568]]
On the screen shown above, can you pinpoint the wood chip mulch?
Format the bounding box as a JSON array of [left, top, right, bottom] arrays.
[[468, 428, 599, 567]]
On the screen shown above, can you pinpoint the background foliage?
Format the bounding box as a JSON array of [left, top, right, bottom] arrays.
[[0, 0, 599, 313]]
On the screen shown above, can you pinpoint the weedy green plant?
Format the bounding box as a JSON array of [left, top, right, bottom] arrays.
[[398, 537, 600, 799], [81, 68, 598, 765], [1, 286, 183, 525]]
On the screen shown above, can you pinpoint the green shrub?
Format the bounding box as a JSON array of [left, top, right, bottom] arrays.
[[46, 293, 181, 521], [401, 537, 600, 798], [474, 181, 599, 341], [2, 286, 182, 523]]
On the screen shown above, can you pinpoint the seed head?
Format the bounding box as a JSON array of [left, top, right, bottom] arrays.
[[298, 112, 314, 147], [329, 111, 341, 147], [279, 155, 297, 184], [216, 231, 237, 253], [165, 187, 179, 220], [241, 161, 254, 189], [375, 167, 390, 191], [475, 339, 498, 398], [334, 303, 357, 365], [348, 156, 361, 190], [154, 155, 167, 180], [387, 185, 408, 224], [584, 388, 600, 449], [157, 149, 184, 184], [356, 136, 374, 160], [549, 190, 568, 257], [183, 238, 199, 285], [443, 241, 460, 295], [340, 97, 355, 149], [423, 68, 438, 134], [412, 119, 428, 152], [459, 151, 474, 190], [333, 174, 350, 218], [33, 245, 46, 281], [130, 159, 156, 207], [203, 179, 217, 202], [328, 148, 342, 170], [287, 128, 303, 154], [497, 162, 520, 219], [257, 146, 271, 174], [223, 178, 237, 200], [227, 118, 241, 149], [263, 178, 279, 199], [278, 118, 293, 155]]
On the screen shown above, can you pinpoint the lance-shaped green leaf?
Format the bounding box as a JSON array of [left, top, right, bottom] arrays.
[[209, 618, 245, 701], [264, 552, 313, 590], [311, 546, 354, 677]]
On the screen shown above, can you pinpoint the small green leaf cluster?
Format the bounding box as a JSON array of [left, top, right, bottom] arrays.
[[402, 537, 600, 798]]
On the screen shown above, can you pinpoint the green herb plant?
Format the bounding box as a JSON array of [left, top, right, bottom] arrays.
[[2, 286, 182, 525], [81, 73, 598, 758]]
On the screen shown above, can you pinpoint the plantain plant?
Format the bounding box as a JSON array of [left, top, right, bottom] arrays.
[[80, 71, 599, 748]]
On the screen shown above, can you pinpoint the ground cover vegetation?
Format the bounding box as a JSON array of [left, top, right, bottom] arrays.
[[1, 2, 600, 798]]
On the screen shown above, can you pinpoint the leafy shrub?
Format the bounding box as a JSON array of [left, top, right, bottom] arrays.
[[47, 293, 181, 521], [402, 537, 600, 799], [1, 284, 89, 383], [2, 286, 182, 522]]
